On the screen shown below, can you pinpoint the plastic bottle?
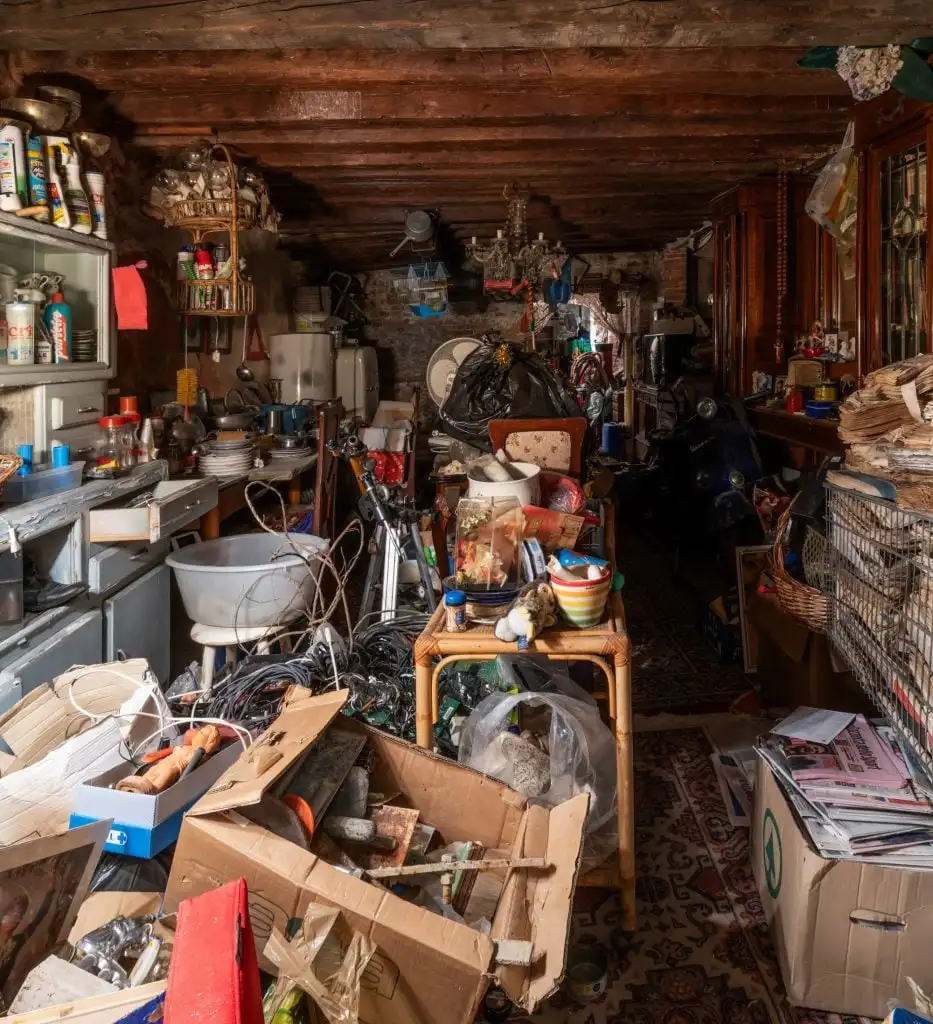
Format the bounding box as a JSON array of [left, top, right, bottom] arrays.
[[6, 301, 35, 365], [43, 291, 72, 363], [0, 121, 26, 212], [84, 169, 106, 240], [26, 135, 48, 220], [44, 138, 71, 229], [60, 141, 92, 234]]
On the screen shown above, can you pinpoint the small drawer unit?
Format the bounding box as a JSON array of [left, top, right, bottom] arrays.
[[88, 479, 218, 545], [88, 539, 170, 594]]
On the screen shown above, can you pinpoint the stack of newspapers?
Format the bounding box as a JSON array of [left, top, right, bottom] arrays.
[[757, 709, 933, 867]]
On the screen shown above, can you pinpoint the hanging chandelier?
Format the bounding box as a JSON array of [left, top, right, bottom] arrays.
[[466, 184, 566, 291]]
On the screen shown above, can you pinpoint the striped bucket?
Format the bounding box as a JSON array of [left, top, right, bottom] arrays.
[[549, 568, 611, 628]]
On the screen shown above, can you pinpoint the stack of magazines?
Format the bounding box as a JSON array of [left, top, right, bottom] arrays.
[[757, 711, 933, 866]]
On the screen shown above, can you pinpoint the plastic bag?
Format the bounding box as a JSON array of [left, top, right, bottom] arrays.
[[440, 342, 580, 450], [458, 667, 618, 869], [806, 122, 857, 240]]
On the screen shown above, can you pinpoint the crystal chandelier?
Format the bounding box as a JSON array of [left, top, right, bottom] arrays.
[[466, 184, 566, 288]]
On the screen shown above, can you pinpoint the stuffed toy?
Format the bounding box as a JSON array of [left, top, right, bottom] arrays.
[[494, 579, 557, 646]]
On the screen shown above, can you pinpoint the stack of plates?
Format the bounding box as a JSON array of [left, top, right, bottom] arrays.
[[269, 441, 313, 460], [199, 438, 257, 477], [72, 329, 98, 362]]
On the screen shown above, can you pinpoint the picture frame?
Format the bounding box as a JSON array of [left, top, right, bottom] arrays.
[[735, 544, 772, 674]]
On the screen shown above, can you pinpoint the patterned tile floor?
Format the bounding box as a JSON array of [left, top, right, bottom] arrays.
[[525, 727, 869, 1024]]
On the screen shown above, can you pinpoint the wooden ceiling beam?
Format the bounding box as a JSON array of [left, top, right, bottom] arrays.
[[105, 89, 851, 127], [1, 1, 927, 50], [129, 114, 850, 150], [247, 141, 839, 170], [13, 47, 851, 94]]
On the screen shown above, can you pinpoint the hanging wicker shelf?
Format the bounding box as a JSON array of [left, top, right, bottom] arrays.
[[172, 143, 256, 318]]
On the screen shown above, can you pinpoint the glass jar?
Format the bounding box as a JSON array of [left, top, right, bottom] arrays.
[[121, 411, 141, 469], [97, 415, 127, 472]]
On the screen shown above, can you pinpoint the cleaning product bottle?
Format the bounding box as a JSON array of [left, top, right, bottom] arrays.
[[0, 120, 26, 212], [43, 291, 72, 364], [26, 135, 48, 220], [44, 138, 72, 229], [83, 162, 107, 240], [60, 141, 92, 235]]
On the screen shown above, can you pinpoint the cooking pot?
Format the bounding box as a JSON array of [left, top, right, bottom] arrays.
[[213, 410, 258, 430]]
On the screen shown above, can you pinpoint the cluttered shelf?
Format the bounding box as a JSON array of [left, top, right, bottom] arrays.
[[748, 406, 843, 453]]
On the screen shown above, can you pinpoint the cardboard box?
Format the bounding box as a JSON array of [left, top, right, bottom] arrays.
[[69, 740, 243, 857], [752, 753, 933, 1019], [745, 591, 869, 712], [164, 687, 587, 1024]]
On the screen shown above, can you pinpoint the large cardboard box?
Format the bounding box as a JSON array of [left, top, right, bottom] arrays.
[[164, 687, 587, 1024], [752, 753, 933, 1019]]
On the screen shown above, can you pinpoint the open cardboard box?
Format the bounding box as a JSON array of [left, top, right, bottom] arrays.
[[164, 687, 588, 1024]]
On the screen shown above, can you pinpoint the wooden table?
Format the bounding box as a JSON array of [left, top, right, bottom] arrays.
[[197, 454, 318, 540], [412, 588, 635, 930]]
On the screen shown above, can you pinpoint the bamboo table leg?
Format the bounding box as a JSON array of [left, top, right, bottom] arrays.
[[415, 648, 434, 748], [615, 643, 636, 931]]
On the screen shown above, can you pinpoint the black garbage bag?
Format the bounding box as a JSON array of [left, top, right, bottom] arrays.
[[440, 342, 581, 450]]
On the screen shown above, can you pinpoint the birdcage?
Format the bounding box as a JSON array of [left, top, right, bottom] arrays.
[[391, 262, 448, 318], [824, 481, 933, 775]]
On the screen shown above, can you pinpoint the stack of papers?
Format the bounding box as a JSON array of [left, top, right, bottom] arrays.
[[757, 707, 933, 867]]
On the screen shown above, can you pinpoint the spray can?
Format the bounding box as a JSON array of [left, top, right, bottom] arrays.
[[44, 138, 72, 229], [0, 120, 27, 212], [6, 301, 35, 365], [84, 169, 107, 240], [43, 291, 72, 363], [26, 135, 48, 219]]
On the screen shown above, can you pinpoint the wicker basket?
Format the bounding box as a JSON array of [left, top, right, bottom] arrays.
[[770, 497, 830, 633], [0, 454, 23, 498], [168, 197, 257, 232]]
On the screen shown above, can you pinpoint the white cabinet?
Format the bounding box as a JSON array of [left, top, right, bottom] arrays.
[[33, 380, 107, 462], [104, 564, 170, 681], [0, 211, 115, 386], [88, 479, 218, 544], [0, 608, 103, 708]]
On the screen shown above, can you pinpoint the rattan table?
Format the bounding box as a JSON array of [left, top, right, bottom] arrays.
[[413, 588, 635, 930]]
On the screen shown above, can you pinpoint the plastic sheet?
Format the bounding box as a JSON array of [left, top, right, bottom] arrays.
[[458, 664, 618, 868], [264, 903, 376, 1024], [440, 342, 581, 450]]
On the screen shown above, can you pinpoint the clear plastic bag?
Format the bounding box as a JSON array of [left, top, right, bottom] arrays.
[[806, 122, 857, 240], [458, 669, 618, 869]]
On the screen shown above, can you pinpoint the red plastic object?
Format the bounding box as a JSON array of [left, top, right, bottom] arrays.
[[539, 471, 586, 515], [164, 878, 264, 1024], [785, 388, 804, 413]]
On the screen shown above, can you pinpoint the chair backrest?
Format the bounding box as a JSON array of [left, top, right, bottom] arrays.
[[313, 399, 343, 538], [487, 417, 587, 476]]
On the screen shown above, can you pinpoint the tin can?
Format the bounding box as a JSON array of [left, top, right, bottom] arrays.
[[566, 945, 608, 1003], [5, 301, 34, 365], [26, 136, 48, 218]]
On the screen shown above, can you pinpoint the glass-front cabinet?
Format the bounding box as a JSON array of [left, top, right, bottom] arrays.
[[858, 98, 933, 373], [0, 211, 115, 384]]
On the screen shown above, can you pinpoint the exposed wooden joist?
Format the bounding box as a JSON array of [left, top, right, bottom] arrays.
[[13, 47, 851, 95], [106, 89, 850, 127], [0, 0, 927, 49], [130, 114, 850, 149]]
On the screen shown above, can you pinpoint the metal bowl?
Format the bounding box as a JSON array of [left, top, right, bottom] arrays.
[[74, 131, 110, 157], [0, 97, 66, 132], [213, 411, 258, 431], [36, 86, 81, 127]]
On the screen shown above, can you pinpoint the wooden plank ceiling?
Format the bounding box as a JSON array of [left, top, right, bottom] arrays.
[[4, 2, 926, 267]]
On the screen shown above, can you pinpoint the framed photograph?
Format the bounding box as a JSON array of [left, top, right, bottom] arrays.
[[735, 544, 772, 674], [0, 820, 109, 1002], [774, 375, 787, 395]]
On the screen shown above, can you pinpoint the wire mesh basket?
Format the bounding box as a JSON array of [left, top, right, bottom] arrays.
[[824, 481, 933, 776]]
